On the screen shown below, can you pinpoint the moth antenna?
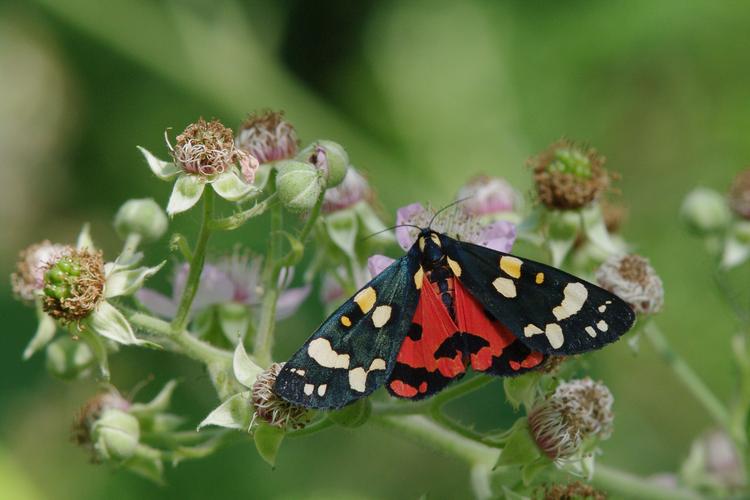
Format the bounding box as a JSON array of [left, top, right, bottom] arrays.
[[428, 196, 474, 230], [360, 223, 422, 242]]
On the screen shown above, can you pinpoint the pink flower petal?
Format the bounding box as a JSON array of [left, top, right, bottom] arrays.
[[136, 289, 179, 319], [368, 254, 396, 277], [276, 285, 311, 320], [474, 220, 517, 252], [396, 203, 426, 250]]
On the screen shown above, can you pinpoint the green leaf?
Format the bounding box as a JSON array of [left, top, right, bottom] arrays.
[[503, 372, 542, 411], [328, 398, 371, 428], [137, 146, 180, 181], [211, 170, 258, 201], [494, 419, 541, 469], [254, 423, 285, 468], [166, 174, 205, 216], [325, 210, 359, 258], [521, 456, 552, 485]]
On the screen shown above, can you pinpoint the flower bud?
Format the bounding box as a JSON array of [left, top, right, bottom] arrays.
[[11, 240, 67, 303], [298, 140, 349, 187], [732, 220, 750, 245], [236, 110, 299, 164], [700, 429, 746, 489], [276, 160, 322, 213], [114, 198, 168, 243], [596, 254, 663, 314], [681, 187, 731, 234], [529, 140, 610, 210], [457, 175, 518, 216], [729, 169, 750, 220], [72, 390, 131, 459], [252, 363, 309, 430], [528, 378, 614, 461], [45, 336, 95, 380], [322, 167, 372, 213], [42, 249, 105, 324], [91, 409, 140, 462]]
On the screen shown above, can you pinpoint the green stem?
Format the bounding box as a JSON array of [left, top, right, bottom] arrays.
[[209, 193, 278, 231], [126, 310, 231, 365], [644, 320, 730, 428], [375, 376, 493, 415], [254, 184, 282, 367], [591, 464, 703, 500], [120, 232, 142, 262], [286, 418, 335, 438], [172, 189, 214, 333]]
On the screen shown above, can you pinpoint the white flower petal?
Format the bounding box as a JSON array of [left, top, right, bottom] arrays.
[[233, 341, 263, 389], [23, 305, 57, 360], [76, 223, 95, 251], [197, 391, 252, 431], [88, 301, 159, 347], [167, 175, 205, 216], [137, 146, 181, 180], [211, 170, 258, 202], [105, 261, 166, 298]]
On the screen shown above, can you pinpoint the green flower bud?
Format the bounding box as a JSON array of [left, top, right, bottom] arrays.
[[45, 336, 95, 380], [42, 250, 105, 324], [114, 198, 168, 243], [298, 140, 349, 187], [681, 188, 731, 235], [275, 160, 322, 213], [91, 408, 140, 463], [732, 220, 750, 245]]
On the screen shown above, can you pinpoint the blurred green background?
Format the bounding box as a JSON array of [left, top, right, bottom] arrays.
[[1, 0, 749, 498]]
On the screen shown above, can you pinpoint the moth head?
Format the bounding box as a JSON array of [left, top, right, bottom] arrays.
[[418, 229, 444, 266]]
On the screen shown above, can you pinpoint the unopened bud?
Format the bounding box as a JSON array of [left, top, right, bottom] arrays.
[[91, 409, 140, 462], [276, 160, 322, 213], [114, 198, 168, 243], [298, 140, 349, 187], [681, 188, 731, 235]]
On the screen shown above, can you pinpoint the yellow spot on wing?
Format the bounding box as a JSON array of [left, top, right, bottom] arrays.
[[446, 257, 462, 277], [340, 316, 352, 327], [354, 286, 377, 314], [492, 277, 517, 298], [535, 272, 544, 284], [500, 256, 523, 279], [430, 233, 441, 246], [414, 267, 424, 289]]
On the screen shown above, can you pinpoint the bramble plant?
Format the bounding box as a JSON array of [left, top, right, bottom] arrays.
[[10, 112, 750, 499]]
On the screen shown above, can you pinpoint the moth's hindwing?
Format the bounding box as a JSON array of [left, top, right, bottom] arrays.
[[274, 247, 421, 409], [443, 236, 635, 355]]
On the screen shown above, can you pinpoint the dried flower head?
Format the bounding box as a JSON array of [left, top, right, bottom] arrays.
[[72, 389, 130, 451], [11, 240, 67, 303], [42, 248, 106, 324], [596, 254, 663, 314], [538, 481, 607, 500], [322, 167, 373, 213], [528, 378, 614, 461], [601, 201, 627, 234], [236, 110, 299, 164], [530, 140, 610, 210], [252, 363, 309, 430], [729, 169, 750, 220], [170, 117, 252, 180], [457, 175, 518, 216]]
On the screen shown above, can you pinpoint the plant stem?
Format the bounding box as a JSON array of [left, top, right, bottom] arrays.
[[172, 189, 214, 333], [209, 193, 278, 231], [120, 232, 142, 262], [254, 182, 282, 367], [286, 418, 335, 438], [126, 310, 231, 365], [644, 320, 730, 428], [592, 464, 703, 500]]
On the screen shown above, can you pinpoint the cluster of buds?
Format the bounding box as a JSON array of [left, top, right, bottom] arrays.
[[72, 389, 136, 463], [42, 248, 105, 324], [528, 378, 614, 461], [530, 140, 610, 211]]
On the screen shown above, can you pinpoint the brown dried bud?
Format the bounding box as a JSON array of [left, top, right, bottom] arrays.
[[236, 110, 299, 164], [72, 390, 130, 450], [596, 254, 663, 314], [252, 363, 309, 430], [170, 118, 248, 178], [538, 481, 607, 500], [530, 140, 610, 210]]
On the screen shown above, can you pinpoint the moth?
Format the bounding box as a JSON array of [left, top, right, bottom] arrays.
[[274, 226, 635, 409]]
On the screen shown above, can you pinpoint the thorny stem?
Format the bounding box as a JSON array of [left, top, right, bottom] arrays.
[[644, 320, 731, 430], [172, 189, 214, 333]]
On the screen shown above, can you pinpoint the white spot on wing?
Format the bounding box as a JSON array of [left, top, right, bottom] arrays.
[[545, 323, 564, 349], [552, 283, 588, 321], [492, 277, 517, 298], [308, 338, 350, 369], [370, 358, 386, 371], [348, 359, 387, 392], [597, 320, 609, 332], [304, 384, 314, 396], [317, 384, 327, 396], [524, 324, 543, 337], [585, 326, 597, 338], [372, 305, 393, 328], [598, 304, 607, 313]]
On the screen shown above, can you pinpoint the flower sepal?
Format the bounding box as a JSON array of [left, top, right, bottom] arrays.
[[138, 146, 181, 181], [23, 301, 58, 360], [85, 301, 161, 349], [167, 174, 206, 216], [45, 335, 96, 379], [254, 422, 285, 468], [105, 260, 166, 299]]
